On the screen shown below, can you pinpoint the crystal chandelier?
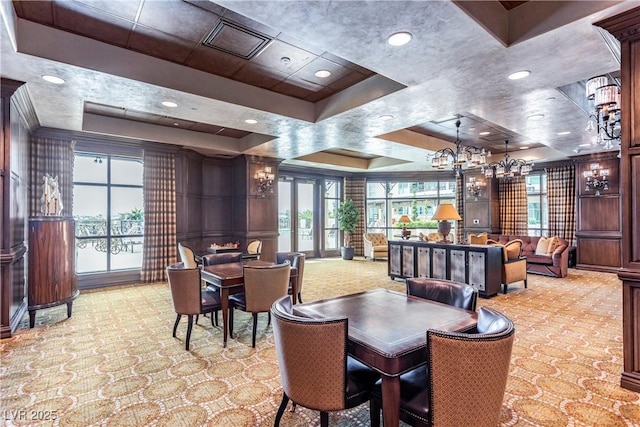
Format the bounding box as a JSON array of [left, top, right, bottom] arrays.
[[585, 75, 621, 150], [254, 166, 275, 197], [483, 140, 534, 179], [430, 118, 491, 176]]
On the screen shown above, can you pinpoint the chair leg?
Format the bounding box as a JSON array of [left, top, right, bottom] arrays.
[[370, 398, 381, 427], [320, 411, 329, 427], [173, 314, 181, 338], [297, 293, 303, 303], [267, 311, 271, 326], [229, 307, 234, 338], [252, 313, 258, 348], [503, 283, 508, 294], [524, 278, 528, 288], [195, 314, 199, 325], [274, 393, 290, 427], [210, 311, 215, 327], [214, 310, 219, 326], [186, 314, 194, 351], [291, 402, 297, 413]]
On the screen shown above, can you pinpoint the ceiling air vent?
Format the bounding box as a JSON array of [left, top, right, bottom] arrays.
[[203, 19, 271, 60]]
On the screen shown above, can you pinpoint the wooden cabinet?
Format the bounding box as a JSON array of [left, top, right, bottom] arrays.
[[463, 172, 500, 235], [28, 217, 79, 328], [388, 240, 503, 297]]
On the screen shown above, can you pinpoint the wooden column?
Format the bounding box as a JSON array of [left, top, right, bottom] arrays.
[[596, 6, 640, 393]]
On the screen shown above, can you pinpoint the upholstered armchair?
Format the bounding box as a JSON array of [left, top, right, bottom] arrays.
[[405, 278, 478, 311], [363, 233, 388, 260], [166, 263, 222, 350], [501, 239, 528, 294], [271, 296, 381, 426], [178, 242, 198, 268], [370, 307, 515, 427]]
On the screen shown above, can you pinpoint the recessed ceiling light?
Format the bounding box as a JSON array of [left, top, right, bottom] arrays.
[[173, 123, 179, 126], [387, 31, 412, 46], [379, 114, 394, 121], [280, 56, 291, 65], [42, 75, 65, 84], [314, 70, 331, 78], [479, 131, 491, 136], [508, 70, 531, 80], [557, 131, 571, 135], [579, 143, 592, 147], [527, 113, 545, 121], [162, 101, 178, 108], [520, 146, 529, 150], [245, 119, 258, 124]]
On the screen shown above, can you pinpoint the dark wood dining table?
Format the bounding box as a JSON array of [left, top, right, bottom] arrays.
[[201, 260, 299, 347], [292, 288, 478, 427]]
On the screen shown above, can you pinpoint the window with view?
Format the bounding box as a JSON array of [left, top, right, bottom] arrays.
[[526, 173, 548, 236], [73, 153, 144, 273], [366, 179, 457, 239]]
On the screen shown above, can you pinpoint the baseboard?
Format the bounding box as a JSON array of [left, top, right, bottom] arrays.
[[620, 371, 640, 393]]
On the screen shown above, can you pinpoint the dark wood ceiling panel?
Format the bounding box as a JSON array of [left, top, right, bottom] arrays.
[[216, 128, 251, 138], [499, 1, 528, 11], [186, 44, 247, 77], [129, 25, 196, 63], [14, 0, 376, 103], [52, 2, 133, 47], [137, 0, 217, 43], [190, 122, 225, 134], [251, 40, 315, 74], [73, 0, 141, 22]]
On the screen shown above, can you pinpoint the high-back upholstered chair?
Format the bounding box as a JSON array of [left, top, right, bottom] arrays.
[[177, 242, 198, 268], [201, 251, 243, 266], [166, 263, 222, 350], [275, 252, 306, 303], [246, 239, 262, 258], [501, 239, 528, 294], [271, 296, 381, 426], [405, 278, 478, 311], [370, 307, 515, 427], [228, 263, 290, 347]]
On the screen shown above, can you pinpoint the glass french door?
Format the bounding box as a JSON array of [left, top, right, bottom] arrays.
[[277, 179, 316, 257]]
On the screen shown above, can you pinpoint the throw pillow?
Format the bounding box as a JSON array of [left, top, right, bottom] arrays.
[[535, 237, 551, 256], [547, 236, 559, 255], [468, 232, 488, 245]]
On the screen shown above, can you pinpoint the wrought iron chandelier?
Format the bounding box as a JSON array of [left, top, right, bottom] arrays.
[[254, 166, 275, 197], [585, 75, 621, 150], [482, 140, 534, 179], [430, 118, 490, 176]]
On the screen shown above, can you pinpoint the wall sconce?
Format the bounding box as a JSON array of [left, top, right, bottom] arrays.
[[466, 177, 486, 199], [255, 166, 275, 197], [584, 163, 609, 196]]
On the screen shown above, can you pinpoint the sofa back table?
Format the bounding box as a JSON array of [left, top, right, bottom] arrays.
[[388, 240, 503, 297]]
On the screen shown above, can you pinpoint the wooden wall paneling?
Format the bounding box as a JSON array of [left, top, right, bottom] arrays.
[[575, 237, 622, 270], [1, 78, 32, 338], [596, 5, 640, 393], [578, 196, 621, 231]]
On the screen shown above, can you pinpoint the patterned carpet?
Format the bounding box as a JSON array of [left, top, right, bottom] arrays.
[[1, 258, 639, 426]]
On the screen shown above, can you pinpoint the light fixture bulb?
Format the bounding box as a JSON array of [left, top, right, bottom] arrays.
[[387, 31, 412, 46]]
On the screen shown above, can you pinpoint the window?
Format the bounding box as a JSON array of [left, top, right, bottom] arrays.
[[73, 153, 144, 273], [324, 179, 341, 251], [366, 179, 456, 239], [526, 173, 548, 236]]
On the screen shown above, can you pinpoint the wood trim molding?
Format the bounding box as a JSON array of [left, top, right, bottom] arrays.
[[595, 6, 640, 42]]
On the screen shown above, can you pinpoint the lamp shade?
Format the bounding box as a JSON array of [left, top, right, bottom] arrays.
[[398, 215, 411, 224], [431, 203, 461, 221]]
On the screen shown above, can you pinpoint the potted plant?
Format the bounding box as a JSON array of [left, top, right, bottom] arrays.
[[337, 199, 360, 260]]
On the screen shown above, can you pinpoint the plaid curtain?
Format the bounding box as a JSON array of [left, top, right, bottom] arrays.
[[344, 177, 366, 256], [499, 176, 528, 235], [29, 136, 75, 217], [456, 174, 464, 243], [141, 150, 177, 282], [547, 165, 576, 245]]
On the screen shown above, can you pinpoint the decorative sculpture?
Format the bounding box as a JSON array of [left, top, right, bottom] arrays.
[[40, 174, 63, 216]]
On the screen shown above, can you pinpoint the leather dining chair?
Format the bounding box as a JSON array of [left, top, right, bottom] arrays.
[[271, 296, 381, 427], [166, 263, 222, 350], [201, 251, 243, 266], [370, 306, 515, 427], [228, 262, 290, 347], [275, 252, 305, 303], [405, 277, 478, 311], [246, 239, 262, 258]]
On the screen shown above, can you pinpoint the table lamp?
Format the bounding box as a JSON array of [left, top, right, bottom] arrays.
[[431, 203, 461, 243], [398, 215, 412, 238]]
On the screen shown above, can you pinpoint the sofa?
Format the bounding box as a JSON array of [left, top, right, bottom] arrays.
[[487, 234, 570, 278], [363, 233, 388, 260]]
